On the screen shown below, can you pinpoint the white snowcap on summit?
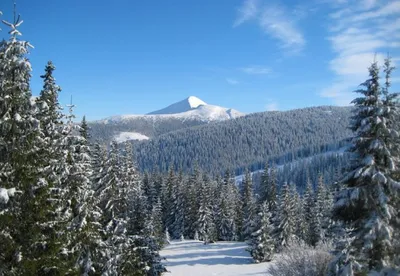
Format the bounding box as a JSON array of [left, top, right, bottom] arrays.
[[186, 96, 207, 108], [147, 96, 207, 115]]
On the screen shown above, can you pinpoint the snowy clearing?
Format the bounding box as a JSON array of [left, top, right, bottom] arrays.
[[113, 131, 149, 143], [161, 240, 272, 276]]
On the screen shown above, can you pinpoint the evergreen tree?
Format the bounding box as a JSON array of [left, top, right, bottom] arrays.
[[170, 170, 186, 239], [162, 166, 176, 233], [217, 170, 238, 241], [195, 175, 216, 243], [241, 169, 256, 241], [0, 14, 69, 274], [258, 161, 269, 203], [309, 174, 325, 246], [274, 183, 295, 251], [66, 115, 102, 274], [291, 184, 306, 242], [303, 178, 315, 246], [184, 163, 202, 238], [330, 58, 400, 274], [248, 202, 274, 262], [268, 165, 278, 216]]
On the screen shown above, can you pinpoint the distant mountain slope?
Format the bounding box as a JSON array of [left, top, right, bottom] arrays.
[[133, 106, 354, 175], [88, 96, 243, 144]]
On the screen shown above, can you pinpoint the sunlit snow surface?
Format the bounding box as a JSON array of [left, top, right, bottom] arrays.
[[113, 131, 149, 143], [161, 240, 272, 276]]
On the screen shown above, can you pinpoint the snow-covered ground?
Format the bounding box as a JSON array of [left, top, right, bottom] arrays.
[[161, 240, 272, 276], [113, 131, 149, 143]]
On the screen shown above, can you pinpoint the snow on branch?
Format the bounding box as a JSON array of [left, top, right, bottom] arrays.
[[0, 187, 21, 204]]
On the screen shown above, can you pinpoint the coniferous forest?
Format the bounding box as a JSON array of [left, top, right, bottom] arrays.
[[0, 6, 400, 276]]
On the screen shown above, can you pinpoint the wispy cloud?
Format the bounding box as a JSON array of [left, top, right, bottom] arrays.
[[259, 5, 305, 52], [265, 100, 279, 111], [240, 66, 271, 75], [233, 0, 260, 27], [226, 78, 239, 85], [234, 1, 305, 53], [320, 0, 400, 105]]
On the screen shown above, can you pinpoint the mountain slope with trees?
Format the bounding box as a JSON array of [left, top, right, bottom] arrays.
[[133, 106, 353, 175]]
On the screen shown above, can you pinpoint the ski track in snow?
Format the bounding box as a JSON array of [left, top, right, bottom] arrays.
[[161, 240, 272, 276]]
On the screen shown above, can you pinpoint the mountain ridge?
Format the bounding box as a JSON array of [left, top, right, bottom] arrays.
[[88, 96, 243, 143]]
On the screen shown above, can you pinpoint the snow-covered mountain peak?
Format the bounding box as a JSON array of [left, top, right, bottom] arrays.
[[187, 96, 207, 108], [94, 96, 244, 127], [147, 96, 207, 115]]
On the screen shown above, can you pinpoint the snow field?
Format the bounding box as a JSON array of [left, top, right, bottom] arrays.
[[161, 240, 272, 276]]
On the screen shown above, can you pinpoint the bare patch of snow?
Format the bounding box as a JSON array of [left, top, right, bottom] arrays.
[[114, 132, 149, 143], [161, 240, 271, 276]]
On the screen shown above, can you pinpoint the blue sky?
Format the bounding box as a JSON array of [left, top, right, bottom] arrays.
[[0, 0, 399, 120]]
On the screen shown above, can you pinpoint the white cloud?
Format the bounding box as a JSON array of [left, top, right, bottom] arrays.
[[352, 1, 400, 21], [240, 66, 271, 75], [233, 1, 305, 52], [265, 100, 279, 111], [226, 78, 239, 85], [320, 0, 400, 104], [259, 5, 305, 51], [233, 0, 260, 27]]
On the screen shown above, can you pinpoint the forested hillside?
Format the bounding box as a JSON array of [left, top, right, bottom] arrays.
[[89, 115, 207, 143], [134, 106, 353, 175]]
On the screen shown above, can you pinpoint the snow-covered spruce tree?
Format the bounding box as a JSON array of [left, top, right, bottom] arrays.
[[161, 166, 176, 234], [65, 115, 103, 275], [142, 172, 156, 209], [274, 182, 295, 251], [258, 161, 270, 203], [268, 165, 278, 217], [122, 142, 165, 275], [147, 197, 164, 247], [217, 170, 239, 241], [170, 170, 186, 239], [291, 184, 306, 242], [91, 142, 107, 192], [0, 14, 71, 274], [95, 141, 127, 274], [330, 58, 400, 274], [303, 178, 315, 246], [309, 174, 326, 247], [195, 174, 217, 243], [241, 169, 256, 241], [248, 201, 274, 262], [184, 163, 202, 238]]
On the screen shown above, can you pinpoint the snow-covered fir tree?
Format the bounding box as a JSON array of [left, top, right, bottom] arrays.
[[258, 161, 270, 203], [248, 201, 274, 262], [0, 13, 71, 274], [195, 174, 217, 243], [303, 178, 315, 246], [241, 169, 257, 241], [161, 166, 176, 234], [65, 114, 102, 274], [291, 184, 306, 242], [184, 163, 202, 238], [330, 58, 400, 274], [217, 170, 239, 241], [170, 170, 186, 239], [274, 182, 295, 251]]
